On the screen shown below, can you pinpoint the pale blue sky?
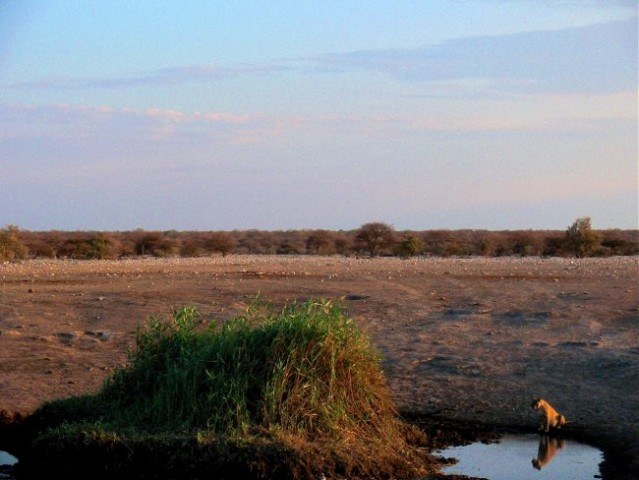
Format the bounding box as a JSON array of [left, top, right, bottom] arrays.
[[1, 1, 637, 230]]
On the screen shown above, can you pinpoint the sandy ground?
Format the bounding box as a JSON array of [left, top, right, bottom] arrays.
[[1, 255, 637, 478]]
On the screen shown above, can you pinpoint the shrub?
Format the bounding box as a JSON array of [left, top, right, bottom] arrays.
[[18, 300, 430, 479], [206, 232, 236, 256], [397, 234, 424, 258], [86, 233, 119, 260], [101, 301, 400, 439], [354, 222, 396, 257], [305, 230, 335, 255], [564, 217, 602, 258], [0, 225, 27, 261]]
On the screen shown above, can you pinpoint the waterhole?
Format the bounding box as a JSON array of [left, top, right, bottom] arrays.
[[434, 433, 603, 480], [0, 452, 16, 466], [0, 451, 17, 480]]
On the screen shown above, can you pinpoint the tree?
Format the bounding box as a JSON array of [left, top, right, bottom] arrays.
[[87, 233, 115, 259], [207, 232, 236, 257], [354, 222, 396, 257], [511, 232, 542, 257], [306, 230, 334, 255], [333, 234, 352, 256], [564, 217, 602, 258], [132, 231, 162, 256], [0, 224, 27, 261], [181, 236, 205, 257], [397, 234, 424, 258]]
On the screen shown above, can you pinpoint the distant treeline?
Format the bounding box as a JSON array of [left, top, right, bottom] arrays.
[[1, 222, 637, 261]]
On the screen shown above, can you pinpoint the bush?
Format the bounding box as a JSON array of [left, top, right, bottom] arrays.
[[206, 232, 236, 256], [0, 225, 27, 261], [354, 222, 396, 257], [564, 217, 602, 258], [11, 226, 639, 260], [18, 300, 430, 479], [102, 301, 400, 438], [397, 234, 424, 258]]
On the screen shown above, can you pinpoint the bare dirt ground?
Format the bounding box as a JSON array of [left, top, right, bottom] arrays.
[[1, 255, 638, 478]]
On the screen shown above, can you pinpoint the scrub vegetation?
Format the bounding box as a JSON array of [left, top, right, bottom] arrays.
[[2, 218, 637, 261], [15, 300, 431, 479]]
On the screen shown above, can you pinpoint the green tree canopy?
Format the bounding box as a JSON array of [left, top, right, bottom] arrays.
[[564, 217, 602, 257]]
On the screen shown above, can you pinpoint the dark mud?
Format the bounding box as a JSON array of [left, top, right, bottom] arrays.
[[0, 411, 633, 479]]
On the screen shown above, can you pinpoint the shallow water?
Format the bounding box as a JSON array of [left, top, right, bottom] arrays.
[[434, 433, 602, 480], [0, 452, 16, 466], [0, 451, 17, 480]]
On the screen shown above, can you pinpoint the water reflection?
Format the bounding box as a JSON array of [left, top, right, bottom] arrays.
[[0, 452, 17, 466], [532, 435, 564, 470], [434, 433, 602, 480], [0, 451, 17, 480]]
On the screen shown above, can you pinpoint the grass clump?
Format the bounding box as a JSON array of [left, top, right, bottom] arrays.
[[17, 299, 431, 479]]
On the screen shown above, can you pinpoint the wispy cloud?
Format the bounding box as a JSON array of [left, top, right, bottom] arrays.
[[0, 102, 264, 183], [0, 102, 255, 137], [263, 89, 637, 138], [305, 19, 637, 94], [2, 80, 634, 162], [7, 19, 634, 96], [7, 63, 293, 90], [0, 103, 405, 187]]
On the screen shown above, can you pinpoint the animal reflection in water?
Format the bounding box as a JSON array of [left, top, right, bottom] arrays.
[[532, 435, 565, 470]]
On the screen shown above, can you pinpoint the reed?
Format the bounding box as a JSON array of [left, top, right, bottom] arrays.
[[19, 299, 430, 479]]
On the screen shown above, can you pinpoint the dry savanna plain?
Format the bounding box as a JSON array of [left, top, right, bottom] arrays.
[[0, 255, 638, 479]]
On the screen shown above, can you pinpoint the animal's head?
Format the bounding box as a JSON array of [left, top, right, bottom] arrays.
[[531, 398, 543, 409]]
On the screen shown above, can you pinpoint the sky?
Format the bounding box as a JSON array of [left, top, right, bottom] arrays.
[[0, 1, 637, 231]]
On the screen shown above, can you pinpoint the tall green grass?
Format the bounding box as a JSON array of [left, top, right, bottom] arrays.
[[100, 299, 399, 440], [20, 299, 430, 479]]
